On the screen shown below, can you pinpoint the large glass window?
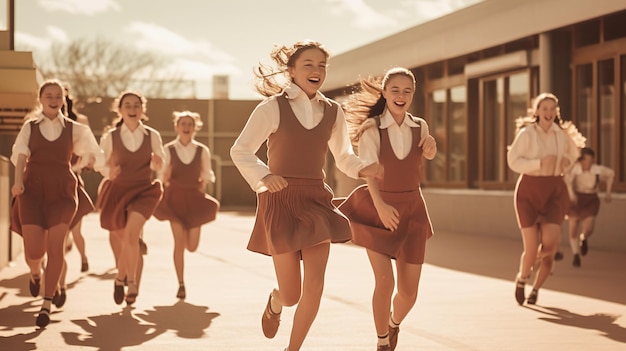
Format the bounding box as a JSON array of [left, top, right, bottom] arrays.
[[481, 71, 530, 184], [428, 90, 446, 181], [598, 59, 615, 169], [621, 56, 626, 182], [482, 78, 504, 181], [449, 86, 467, 182], [576, 64, 594, 146]]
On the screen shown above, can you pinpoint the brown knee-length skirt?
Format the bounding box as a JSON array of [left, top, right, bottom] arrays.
[[514, 174, 569, 228], [97, 178, 163, 231], [153, 183, 219, 230], [337, 184, 433, 265], [568, 192, 600, 219], [248, 177, 351, 256]]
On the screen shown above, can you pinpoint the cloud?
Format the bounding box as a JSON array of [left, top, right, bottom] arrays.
[[38, 0, 121, 15], [46, 26, 70, 43], [15, 31, 51, 51], [126, 22, 235, 63], [326, 0, 396, 29]]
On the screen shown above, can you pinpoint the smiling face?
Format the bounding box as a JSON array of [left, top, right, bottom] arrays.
[[175, 116, 196, 139], [535, 98, 558, 131], [287, 47, 327, 99], [119, 93, 144, 125], [39, 84, 64, 119], [382, 74, 415, 119]]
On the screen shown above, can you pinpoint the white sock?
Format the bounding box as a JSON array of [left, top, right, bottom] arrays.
[[389, 313, 400, 328], [42, 296, 52, 311], [377, 333, 390, 346]]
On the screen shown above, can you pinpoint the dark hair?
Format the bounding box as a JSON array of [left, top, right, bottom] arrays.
[[579, 147, 595, 160], [254, 40, 330, 97], [110, 91, 148, 128], [344, 67, 416, 143]]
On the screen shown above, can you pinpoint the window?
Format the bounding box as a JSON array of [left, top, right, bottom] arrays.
[[575, 64, 594, 146], [480, 71, 530, 185], [598, 59, 615, 169], [604, 11, 626, 41], [574, 19, 601, 48], [425, 87, 467, 184]]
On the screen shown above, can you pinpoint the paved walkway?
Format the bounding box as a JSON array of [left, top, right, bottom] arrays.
[[1, 211, 625, 350]]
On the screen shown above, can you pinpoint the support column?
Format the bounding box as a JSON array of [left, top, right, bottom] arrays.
[[539, 32, 552, 93]]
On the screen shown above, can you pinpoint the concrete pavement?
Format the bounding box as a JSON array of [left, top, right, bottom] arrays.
[[1, 211, 625, 350]]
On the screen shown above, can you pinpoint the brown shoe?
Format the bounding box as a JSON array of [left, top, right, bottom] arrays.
[[389, 325, 400, 351], [261, 293, 280, 338], [377, 344, 391, 351], [177, 285, 186, 299]]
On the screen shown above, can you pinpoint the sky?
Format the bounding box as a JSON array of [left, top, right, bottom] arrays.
[[1, 0, 483, 100]]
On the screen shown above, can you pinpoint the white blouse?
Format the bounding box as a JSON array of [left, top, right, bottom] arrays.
[[97, 122, 165, 178], [11, 112, 104, 170], [565, 163, 614, 194], [230, 83, 367, 192], [358, 110, 430, 164], [161, 138, 215, 183], [507, 123, 580, 176]]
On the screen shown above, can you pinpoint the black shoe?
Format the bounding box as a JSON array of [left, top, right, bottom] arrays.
[[580, 238, 588, 256], [389, 325, 400, 351], [177, 285, 186, 299], [52, 288, 67, 308], [554, 251, 564, 261], [573, 254, 581, 267], [114, 281, 125, 305], [36, 308, 50, 328], [81, 260, 89, 273], [139, 238, 148, 255], [527, 289, 538, 305], [29, 276, 41, 297], [515, 277, 526, 305]]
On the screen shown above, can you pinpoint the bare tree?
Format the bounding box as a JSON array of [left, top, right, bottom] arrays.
[[37, 38, 195, 104]]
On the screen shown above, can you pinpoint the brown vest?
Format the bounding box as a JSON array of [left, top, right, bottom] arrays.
[[267, 94, 337, 179], [378, 120, 423, 192], [110, 127, 153, 183], [28, 119, 74, 170], [168, 144, 202, 189]]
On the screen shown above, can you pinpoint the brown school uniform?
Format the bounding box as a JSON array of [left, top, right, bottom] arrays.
[[11, 120, 78, 235], [338, 119, 433, 264], [97, 127, 163, 231], [568, 192, 600, 219], [514, 175, 569, 228], [247, 93, 352, 256], [69, 154, 95, 229], [153, 145, 219, 229]]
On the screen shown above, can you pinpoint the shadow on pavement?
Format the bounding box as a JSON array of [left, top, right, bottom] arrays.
[[135, 300, 220, 338], [424, 230, 626, 305], [0, 328, 43, 351], [61, 308, 166, 351], [526, 305, 626, 344]]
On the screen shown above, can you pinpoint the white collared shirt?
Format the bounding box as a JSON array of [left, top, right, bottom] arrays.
[[507, 123, 580, 176], [98, 122, 165, 178], [161, 138, 215, 183], [565, 163, 614, 194], [230, 83, 367, 192], [11, 112, 104, 169], [358, 110, 430, 164]]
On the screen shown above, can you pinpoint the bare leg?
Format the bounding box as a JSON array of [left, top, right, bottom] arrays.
[[580, 217, 595, 239], [532, 223, 561, 290], [21, 225, 46, 285], [70, 219, 88, 264], [519, 226, 541, 279], [170, 221, 187, 284], [186, 227, 201, 252], [568, 217, 580, 254], [287, 243, 330, 351], [366, 249, 394, 337], [110, 230, 125, 276], [391, 261, 422, 323], [43, 224, 70, 298], [119, 212, 147, 284]]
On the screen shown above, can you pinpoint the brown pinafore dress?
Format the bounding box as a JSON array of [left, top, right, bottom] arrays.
[[338, 118, 433, 264], [69, 154, 95, 228], [11, 119, 78, 235], [247, 93, 352, 256], [97, 127, 163, 231], [153, 145, 219, 229]]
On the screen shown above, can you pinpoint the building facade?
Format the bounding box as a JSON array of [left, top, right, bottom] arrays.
[[323, 0, 626, 252]]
